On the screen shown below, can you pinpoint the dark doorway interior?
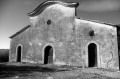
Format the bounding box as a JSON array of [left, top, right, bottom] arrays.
[[117, 26, 120, 70], [88, 43, 97, 67], [44, 45, 53, 64], [17, 46, 22, 62]]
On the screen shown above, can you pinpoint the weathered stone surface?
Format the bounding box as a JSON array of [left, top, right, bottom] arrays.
[[9, 1, 119, 70]]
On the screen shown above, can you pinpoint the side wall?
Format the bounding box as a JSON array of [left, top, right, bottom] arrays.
[[9, 28, 30, 62], [74, 19, 119, 69]]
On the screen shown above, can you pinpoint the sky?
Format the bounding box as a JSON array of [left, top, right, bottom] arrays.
[[0, 0, 120, 49]]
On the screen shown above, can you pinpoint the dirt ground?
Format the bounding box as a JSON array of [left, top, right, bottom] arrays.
[[0, 63, 120, 79]]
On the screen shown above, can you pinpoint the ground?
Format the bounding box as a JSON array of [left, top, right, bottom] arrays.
[[0, 63, 120, 79]]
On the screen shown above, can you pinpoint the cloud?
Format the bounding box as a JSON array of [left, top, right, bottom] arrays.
[[77, 0, 120, 12]]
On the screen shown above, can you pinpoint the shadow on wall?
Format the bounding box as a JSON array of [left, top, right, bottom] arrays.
[[0, 49, 9, 62]]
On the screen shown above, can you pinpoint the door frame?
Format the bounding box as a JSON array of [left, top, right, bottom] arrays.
[[42, 43, 55, 64], [16, 44, 23, 62], [85, 41, 100, 67]]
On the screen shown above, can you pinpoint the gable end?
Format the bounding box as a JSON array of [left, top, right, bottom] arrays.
[[27, 0, 79, 17]]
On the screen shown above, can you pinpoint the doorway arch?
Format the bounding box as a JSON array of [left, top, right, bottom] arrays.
[[44, 45, 53, 64], [88, 43, 97, 67], [16, 44, 22, 62]]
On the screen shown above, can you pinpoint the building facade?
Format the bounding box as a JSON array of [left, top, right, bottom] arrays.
[[9, 1, 119, 70]]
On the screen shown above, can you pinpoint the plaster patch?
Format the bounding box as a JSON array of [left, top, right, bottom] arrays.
[[37, 61, 43, 63], [38, 43, 42, 46], [59, 42, 63, 47], [67, 23, 73, 29], [54, 59, 66, 66], [22, 59, 27, 62], [46, 4, 75, 17], [29, 16, 39, 26], [28, 60, 36, 63], [107, 60, 115, 68], [71, 42, 75, 46], [29, 42, 32, 46], [50, 37, 55, 41]]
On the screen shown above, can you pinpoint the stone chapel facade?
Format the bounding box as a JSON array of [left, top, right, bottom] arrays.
[[9, 0, 120, 70]]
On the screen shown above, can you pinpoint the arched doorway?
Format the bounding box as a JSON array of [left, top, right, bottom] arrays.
[[16, 45, 22, 62], [88, 43, 97, 67], [44, 45, 53, 64]]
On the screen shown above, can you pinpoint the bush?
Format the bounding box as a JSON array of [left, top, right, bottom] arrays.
[[0, 49, 9, 62]]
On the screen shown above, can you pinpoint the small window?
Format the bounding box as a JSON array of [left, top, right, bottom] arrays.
[[89, 30, 95, 36], [47, 20, 51, 25]]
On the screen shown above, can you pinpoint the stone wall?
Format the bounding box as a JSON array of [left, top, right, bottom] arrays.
[[74, 19, 118, 69], [9, 3, 119, 70]]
